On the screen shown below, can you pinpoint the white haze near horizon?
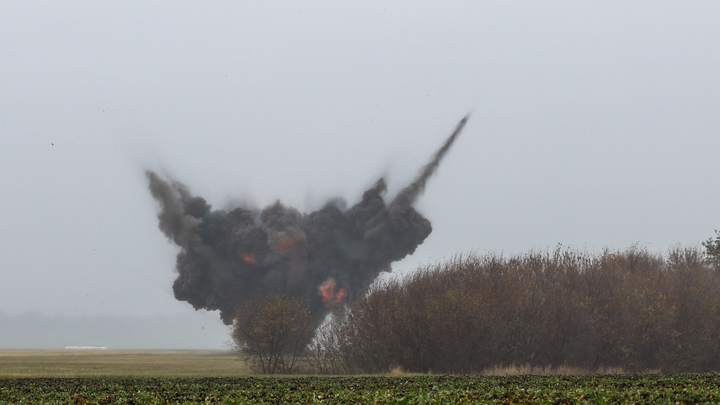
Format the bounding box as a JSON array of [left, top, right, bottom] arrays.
[[1, 1, 719, 349]]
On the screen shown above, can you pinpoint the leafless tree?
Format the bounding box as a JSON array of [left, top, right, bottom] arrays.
[[230, 294, 315, 374]]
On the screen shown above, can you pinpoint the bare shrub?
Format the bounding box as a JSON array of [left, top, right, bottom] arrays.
[[230, 294, 314, 374], [337, 246, 720, 374], [703, 230, 720, 267]]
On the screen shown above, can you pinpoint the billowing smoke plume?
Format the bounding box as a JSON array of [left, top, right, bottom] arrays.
[[147, 115, 469, 326]]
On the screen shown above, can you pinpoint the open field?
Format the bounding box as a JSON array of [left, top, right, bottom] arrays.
[[0, 349, 248, 378], [2, 374, 720, 404], [2, 351, 719, 404]]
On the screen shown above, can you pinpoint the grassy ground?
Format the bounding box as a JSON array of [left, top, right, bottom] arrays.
[[0, 349, 248, 378], [5, 350, 720, 405], [2, 375, 720, 404], [3, 351, 718, 403]]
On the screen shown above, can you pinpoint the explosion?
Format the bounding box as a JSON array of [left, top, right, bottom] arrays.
[[241, 253, 255, 265], [147, 115, 469, 327], [319, 279, 346, 308]]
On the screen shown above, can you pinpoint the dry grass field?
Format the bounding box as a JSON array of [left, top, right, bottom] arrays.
[[0, 349, 248, 378]]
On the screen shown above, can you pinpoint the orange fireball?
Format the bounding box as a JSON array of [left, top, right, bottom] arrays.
[[319, 278, 347, 308], [241, 253, 256, 264], [275, 234, 300, 253]]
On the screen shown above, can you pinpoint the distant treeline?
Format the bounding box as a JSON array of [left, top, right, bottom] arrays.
[[309, 246, 720, 374]]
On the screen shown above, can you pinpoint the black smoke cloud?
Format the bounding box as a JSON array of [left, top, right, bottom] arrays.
[[147, 115, 469, 326]]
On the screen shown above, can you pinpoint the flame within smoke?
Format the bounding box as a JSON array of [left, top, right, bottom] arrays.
[[319, 278, 346, 308], [241, 253, 255, 265], [147, 115, 468, 326]]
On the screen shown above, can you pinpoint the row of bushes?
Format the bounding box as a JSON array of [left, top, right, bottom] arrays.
[[307, 246, 720, 374]]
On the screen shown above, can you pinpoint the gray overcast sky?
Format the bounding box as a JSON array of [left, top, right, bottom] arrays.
[[2, 2, 719, 347]]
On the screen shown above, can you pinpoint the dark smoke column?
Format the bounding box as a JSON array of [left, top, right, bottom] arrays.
[[147, 115, 469, 326]]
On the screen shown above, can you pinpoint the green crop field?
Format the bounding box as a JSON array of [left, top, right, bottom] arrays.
[[2, 351, 720, 403], [2, 374, 720, 404]]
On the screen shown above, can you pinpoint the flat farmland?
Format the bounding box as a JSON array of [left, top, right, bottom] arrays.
[[2, 351, 720, 403], [2, 375, 720, 404], [0, 349, 247, 378]]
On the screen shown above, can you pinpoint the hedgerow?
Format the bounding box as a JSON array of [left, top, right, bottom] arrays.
[[328, 246, 720, 374]]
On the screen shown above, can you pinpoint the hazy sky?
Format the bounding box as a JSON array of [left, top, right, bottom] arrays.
[[2, 1, 719, 348]]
